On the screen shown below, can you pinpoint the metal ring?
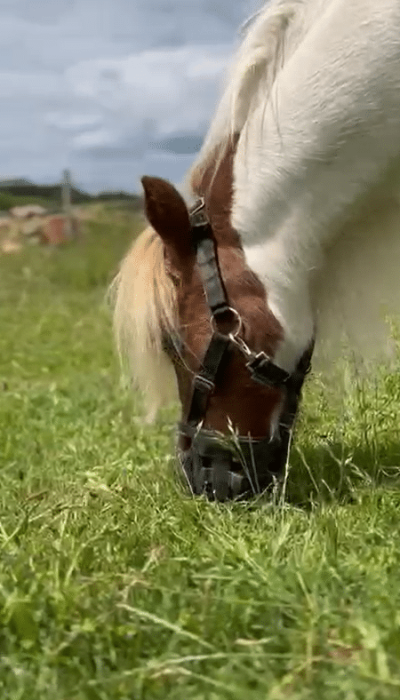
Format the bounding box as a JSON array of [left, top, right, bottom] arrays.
[[211, 307, 242, 337]]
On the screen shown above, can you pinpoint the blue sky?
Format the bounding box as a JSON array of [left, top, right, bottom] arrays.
[[0, 0, 260, 193]]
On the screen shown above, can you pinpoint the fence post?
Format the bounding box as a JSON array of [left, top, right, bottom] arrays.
[[62, 169, 74, 239]]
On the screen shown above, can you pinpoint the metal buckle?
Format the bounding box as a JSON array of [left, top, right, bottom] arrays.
[[190, 198, 209, 229], [247, 352, 290, 386], [190, 197, 205, 217], [193, 374, 215, 393]]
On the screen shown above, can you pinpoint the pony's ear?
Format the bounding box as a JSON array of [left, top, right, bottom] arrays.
[[141, 176, 192, 263]]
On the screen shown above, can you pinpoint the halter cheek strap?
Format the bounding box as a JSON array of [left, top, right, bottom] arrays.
[[190, 199, 232, 318], [185, 332, 231, 430]]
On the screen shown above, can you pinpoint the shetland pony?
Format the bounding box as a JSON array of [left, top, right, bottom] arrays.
[[112, 0, 400, 498]]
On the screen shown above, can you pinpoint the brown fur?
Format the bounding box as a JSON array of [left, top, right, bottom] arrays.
[[159, 136, 284, 437]]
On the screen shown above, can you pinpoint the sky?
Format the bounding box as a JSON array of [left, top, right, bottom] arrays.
[[0, 0, 261, 193]]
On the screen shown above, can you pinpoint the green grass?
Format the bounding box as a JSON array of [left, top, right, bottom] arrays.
[[2, 214, 400, 699]]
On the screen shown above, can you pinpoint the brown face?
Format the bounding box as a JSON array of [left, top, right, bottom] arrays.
[[141, 143, 285, 444]]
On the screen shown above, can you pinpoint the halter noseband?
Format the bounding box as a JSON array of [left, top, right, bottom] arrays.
[[176, 199, 313, 501]]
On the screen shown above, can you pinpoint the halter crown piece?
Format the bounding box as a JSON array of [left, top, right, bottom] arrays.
[[176, 199, 313, 501]]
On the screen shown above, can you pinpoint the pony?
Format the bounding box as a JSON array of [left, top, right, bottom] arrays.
[[112, 0, 400, 500]]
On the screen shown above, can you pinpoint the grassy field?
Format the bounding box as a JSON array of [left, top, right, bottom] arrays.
[[2, 214, 400, 699]]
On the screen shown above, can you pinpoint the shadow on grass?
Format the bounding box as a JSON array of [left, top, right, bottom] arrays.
[[285, 436, 400, 508]]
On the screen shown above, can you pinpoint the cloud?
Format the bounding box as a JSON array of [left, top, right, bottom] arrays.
[[151, 134, 204, 155], [64, 44, 230, 159], [0, 0, 259, 192], [72, 128, 119, 152], [44, 112, 103, 132], [0, 70, 61, 99]]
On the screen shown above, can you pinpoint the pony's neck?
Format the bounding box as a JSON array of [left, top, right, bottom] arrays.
[[231, 0, 400, 371], [243, 240, 315, 372]]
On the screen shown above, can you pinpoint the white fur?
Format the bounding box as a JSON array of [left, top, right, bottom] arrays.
[[193, 0, 400, 374]]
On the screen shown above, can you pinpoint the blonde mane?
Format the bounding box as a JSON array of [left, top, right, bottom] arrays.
[[111, 226, 178, 419], [111, 0, 314, 417]]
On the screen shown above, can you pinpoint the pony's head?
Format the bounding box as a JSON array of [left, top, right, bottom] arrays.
[[112, 139, 312, 500]]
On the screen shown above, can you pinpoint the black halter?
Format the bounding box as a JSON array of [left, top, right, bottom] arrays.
[[176, 199, 313, 501]]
